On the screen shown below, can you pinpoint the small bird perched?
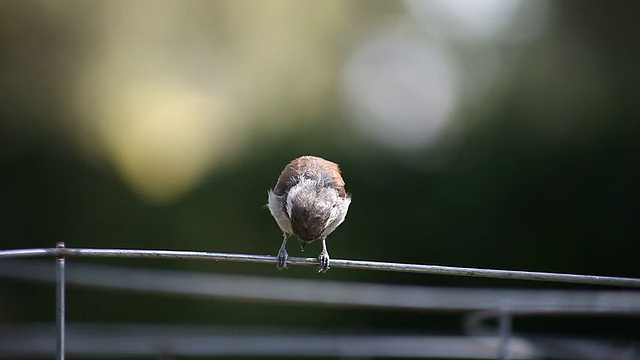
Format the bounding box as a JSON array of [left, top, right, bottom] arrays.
[[267, 156, 351, 273]]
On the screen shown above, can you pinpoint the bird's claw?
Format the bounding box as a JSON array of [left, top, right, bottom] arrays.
[[317, 251, 330, 273], [277, 249, 289, 270]]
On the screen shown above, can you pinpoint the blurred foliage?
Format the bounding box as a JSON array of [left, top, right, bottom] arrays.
[[1, 0, 639, 355]]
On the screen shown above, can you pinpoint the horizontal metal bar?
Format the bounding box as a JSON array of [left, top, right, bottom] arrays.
[[1, 247, 639, 288], [0, 324, 534, 359], [0, 323, 636, 359], [0, 248, 55, 258], [2, 260, 640, 313]]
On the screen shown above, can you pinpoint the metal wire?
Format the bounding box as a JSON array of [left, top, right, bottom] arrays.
[[1, 246, 639, 287]]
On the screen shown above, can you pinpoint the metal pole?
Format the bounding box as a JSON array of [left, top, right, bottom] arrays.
[[498, 311, 512, 360], [55, 242, 66, 360]]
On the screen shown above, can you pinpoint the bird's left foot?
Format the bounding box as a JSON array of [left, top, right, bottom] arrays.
[[317, 251, 330, 273]]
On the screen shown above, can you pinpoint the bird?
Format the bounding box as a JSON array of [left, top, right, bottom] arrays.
[[267, 156, 351, 273]]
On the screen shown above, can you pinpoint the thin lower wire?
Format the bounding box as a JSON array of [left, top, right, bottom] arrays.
[[1, 247, 639, 288]]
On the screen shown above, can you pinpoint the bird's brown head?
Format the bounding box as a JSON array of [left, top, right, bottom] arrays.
[[287, 179, 335, 241]]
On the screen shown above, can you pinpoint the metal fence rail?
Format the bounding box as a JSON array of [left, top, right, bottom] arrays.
[[2, 323, 637, 359], [1, 243, 640, 360], [3, 259, 640, 313]]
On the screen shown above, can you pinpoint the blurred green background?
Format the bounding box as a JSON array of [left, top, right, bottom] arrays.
[[1, 0, 639, 356]]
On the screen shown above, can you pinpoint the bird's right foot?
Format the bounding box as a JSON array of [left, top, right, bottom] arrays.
[[276, 249, 289, 270]]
